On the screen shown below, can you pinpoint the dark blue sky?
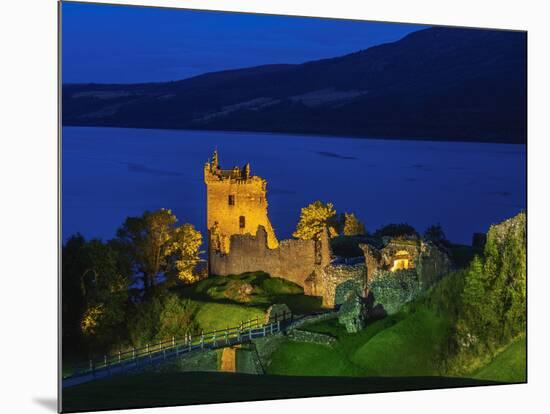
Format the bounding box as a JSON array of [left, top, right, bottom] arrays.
[[62, 2, 427, 84]]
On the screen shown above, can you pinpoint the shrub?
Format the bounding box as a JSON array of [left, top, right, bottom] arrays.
[[127, 296, 164, 348], [156, 295, 198, 340], [128, 294, 197, 347]]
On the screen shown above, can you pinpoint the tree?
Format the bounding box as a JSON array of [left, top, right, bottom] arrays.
[[456, 212, 526, 356], [482, 213, 526, 342], [116, 209, 175, 292], [424, 223, 448, 244], [116, 209, 203, 292], [459, 255, 489, 339], [62, 235, 131, 354], [127, 294, 197, 347], [79, 239, 130, 353], [342, 212, 366, 236], [167, 223, 203, 284], [374, 223, 418, 239], [62, 234, 88, 355], [293, 201, 338, 240]]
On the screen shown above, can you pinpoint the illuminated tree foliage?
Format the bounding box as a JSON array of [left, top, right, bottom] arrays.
[[167, 223, 203, 284], [342, 212, 367, 236], [293, 201, 338, 240], [116, 209, 203, 292]]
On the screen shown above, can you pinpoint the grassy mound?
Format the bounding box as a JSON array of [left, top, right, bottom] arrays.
[[472, 334, 526, 383], [179, 272, 323, 314]]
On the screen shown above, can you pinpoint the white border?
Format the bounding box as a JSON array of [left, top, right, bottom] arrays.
[[1, 1, 549, 413]]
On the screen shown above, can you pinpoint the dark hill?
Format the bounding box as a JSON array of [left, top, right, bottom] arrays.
[[62, 27, 527, 144]]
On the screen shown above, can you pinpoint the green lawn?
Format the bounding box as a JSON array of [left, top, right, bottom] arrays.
[[191, 300, 266, 332], [351, 309, 450, 376], [268, 295, 523, 381], [472, 334, 526, 383], [268, 340, 364, 376], [268, 309, 450, 377]]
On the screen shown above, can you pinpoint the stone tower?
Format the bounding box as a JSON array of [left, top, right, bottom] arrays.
[[204, 150, 278, 256]]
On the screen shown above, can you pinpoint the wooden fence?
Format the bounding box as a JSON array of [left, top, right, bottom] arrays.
[[62, 311, 294, 387]]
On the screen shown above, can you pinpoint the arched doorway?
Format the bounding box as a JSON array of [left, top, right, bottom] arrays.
[[391, 250, 411, 271]]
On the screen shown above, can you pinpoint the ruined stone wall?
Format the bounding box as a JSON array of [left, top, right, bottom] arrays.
[[209, 226, 346, 306], [318, 264, 367, 308], [378, 238, 421, 269], [360, 238, 451, 290], [210, 226, 322, 288]]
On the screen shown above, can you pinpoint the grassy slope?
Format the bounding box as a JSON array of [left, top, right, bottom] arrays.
[[472, 334, 526, 383], [64, 272, 322, 374], [183, 272, 325, 332], [268, 272, 525, 382], [191, 300, 265, 332], [351, 309, 450, 376], [267, 315, 395, 376], [268, 308, 450, 377]]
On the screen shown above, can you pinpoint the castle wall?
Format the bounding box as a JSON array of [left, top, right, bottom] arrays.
[[210, 226, 362, 308], [318, 264, 367, 308], [209, 226, 319, 288], [360, 238, 451, 289]]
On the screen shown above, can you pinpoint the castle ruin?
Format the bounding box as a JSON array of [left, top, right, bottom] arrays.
[[205, 151, 451, 308], [204, 150, 278, 254], [360, 237, 452, 293]]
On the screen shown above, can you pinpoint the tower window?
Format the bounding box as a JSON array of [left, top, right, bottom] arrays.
[[228, 195, 235, 206], [239, 216, 246, 229]]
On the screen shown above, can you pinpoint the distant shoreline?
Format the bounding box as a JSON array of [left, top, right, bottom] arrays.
[[61, 124, 527, 146]]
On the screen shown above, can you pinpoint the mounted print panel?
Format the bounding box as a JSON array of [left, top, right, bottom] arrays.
[[59, 1, 527, 412]]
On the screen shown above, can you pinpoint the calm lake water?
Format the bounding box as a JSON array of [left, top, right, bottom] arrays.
[[62, 127, 526, 245]]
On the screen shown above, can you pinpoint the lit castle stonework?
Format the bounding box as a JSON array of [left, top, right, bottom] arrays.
[[205, 151, 351, 307], [204, 150, 278, 254], [205, 151, 451, 308]]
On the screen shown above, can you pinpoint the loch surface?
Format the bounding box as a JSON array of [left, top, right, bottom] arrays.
[[62, 127, 526, 245]]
